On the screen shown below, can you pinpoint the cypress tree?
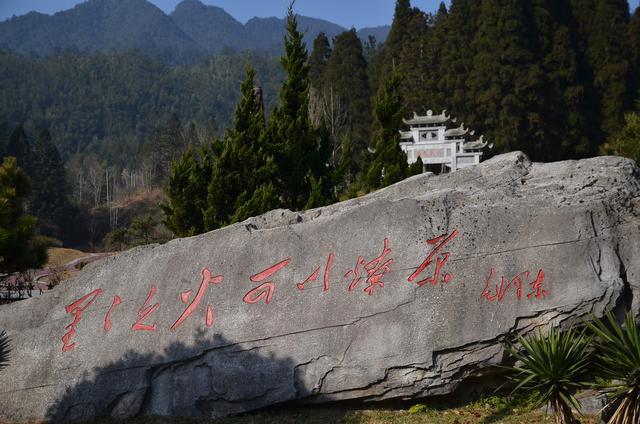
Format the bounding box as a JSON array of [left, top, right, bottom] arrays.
[[570, 0, 632, 138], [267, 6, 330, 210], [370, 0, 414, 96], [527, 0, 591, 159], [365, 68, 409, 190], [162, 146, 209, 236], [439, 0, 481, 123], [385, 0, 413, 66], [422, 3, 449, 112], [324, 29, 372, 159], [308, 32, 332, 90], [467, 0, 546, 157], [397, 11, 430, 113], [204, 65, 282, 230]]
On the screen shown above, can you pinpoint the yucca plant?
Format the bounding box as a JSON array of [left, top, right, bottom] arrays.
[[0, 330, 10, 370], [588, 311, 640, 424], [503, 327, 592, 424]]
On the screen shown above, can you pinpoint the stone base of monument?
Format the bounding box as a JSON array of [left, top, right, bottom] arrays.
[[1, 152, 639, 422]]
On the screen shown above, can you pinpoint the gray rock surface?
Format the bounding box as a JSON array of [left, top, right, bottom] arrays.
[[1, 152, 639, 422]]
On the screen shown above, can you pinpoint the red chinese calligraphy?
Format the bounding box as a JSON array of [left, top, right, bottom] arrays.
[[61, 288, 103, 352], [481, 268, 547, 302], [345, 238, 394, 296], [171, 268, 223, 331], [527, 270, 547, 299], [104, 295, 122, 333], [297, 253, 335, 291], [243, 258, 291, 305], [132, 285, 159, 332], [408, 230, 459, 286], [481, 269, 527, 302]]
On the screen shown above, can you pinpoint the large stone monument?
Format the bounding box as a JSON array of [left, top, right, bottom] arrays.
[[1, 152, 639, 422]]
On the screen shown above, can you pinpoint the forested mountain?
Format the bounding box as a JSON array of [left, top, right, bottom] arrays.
[[0, 49, 284, 165], [0, 0, 390, 59], [0, 0, 200, 61]]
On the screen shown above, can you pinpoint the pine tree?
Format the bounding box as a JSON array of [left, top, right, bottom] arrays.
[[267, 6, 330, 210], [0, 157, 47, 274], [365, 68, 409, 190]]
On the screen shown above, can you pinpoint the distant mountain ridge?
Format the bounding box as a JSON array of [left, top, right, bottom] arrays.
[[0, 0, 390, 59]]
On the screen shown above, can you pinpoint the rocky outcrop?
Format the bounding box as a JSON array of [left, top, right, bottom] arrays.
[[1, 152, 639, 422]]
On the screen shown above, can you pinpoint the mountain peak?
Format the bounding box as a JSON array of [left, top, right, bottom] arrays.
[[0, 1, 390, 59]]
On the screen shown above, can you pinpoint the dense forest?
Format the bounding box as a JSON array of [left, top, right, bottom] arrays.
[[0, 0, 639, 255]]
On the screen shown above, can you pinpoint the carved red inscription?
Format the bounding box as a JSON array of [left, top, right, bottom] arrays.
[[481, 269, 548, 302], [131, 285, 160, 332], [61, 288, 103, 352], [171, 268, 223, 330], [346, 238, 394, 296], [408, 230, 458, 286], [243, 258, 291, 304], [104, 295, 122, 333], [297, 253, 335, 291]]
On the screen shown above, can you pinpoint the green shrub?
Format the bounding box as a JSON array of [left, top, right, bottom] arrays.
[[589, 311, 640, 424], [502, 327, 592, 424]]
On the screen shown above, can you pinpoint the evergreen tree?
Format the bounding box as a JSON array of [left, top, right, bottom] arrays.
[[0, 157, 47, 274], [267, 6, 330, 210], [528, 0, 591, 159], [630, 7, 640, 101], [385, 0, 414, 66], [324, 29, 372, 159], [308, 32, 332, 90], [439, 0, 481, 122], [165, 65, 278, 236], [570, 0, 632, 137], [5, 125, 32, 174], [365, 68, 409, 190], [467, 0, 546, 157], [370, 0, 415, 97], [397, 11, 431, 113], [204, 66, 279, 230], [29, 128, 71, 239], [162, 146, 210, 236]]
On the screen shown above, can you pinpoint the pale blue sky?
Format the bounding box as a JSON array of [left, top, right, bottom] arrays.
[[1, 0, 639, 28]]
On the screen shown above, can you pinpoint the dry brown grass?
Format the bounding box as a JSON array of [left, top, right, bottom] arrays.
[[85, 404, 601, 424], [46, 247, 89, 267]]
